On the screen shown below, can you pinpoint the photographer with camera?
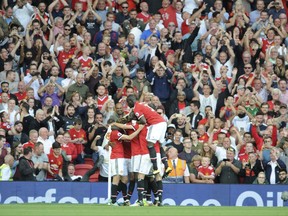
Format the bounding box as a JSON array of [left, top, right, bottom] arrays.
[[215, 147, 242, 184], [267, 0, 286, 20], [116, 77, 137, 114], [116, 76, 138, 100]]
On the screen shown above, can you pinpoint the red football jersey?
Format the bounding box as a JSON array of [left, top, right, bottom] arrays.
[[14, 91, 27, 102], [97, 95, 108, 110], [136, 12, 151, 23], [158, 5, 177, 28], [238, 153, 249, 163], [0, 122, 11, 131], [138, 125, 160, 154], [58, 47, 77, 76], [78, 56, 93, 70], [61, 143, 78, 161], [68, 128, 87, 155], [47, 153, 63, 179], [133, 102, 165, 125], [126, 122, 141, 157], [198, 133, 209, 143], [123, 140, 131, 159], [198, 165, 214, 177], [116, 87, 139, 98], [181, 19, 190, 35], [110, 130, 125, 159], [139, 125, 149, 155], [261, 38, 274, 54]]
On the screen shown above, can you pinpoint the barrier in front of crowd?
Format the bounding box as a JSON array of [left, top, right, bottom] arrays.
[[0, 182, 287, 206]]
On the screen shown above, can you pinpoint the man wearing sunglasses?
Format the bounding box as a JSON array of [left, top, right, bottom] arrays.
[[115, 2, 130, 24]]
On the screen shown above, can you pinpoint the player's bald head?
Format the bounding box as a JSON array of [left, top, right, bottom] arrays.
[[127, 95, 137, 108]]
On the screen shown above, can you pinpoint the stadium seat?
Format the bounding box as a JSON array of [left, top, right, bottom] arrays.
[[89, 170, 100, 182], [84, 158, 95, 166], [74, 164, 93, 176]]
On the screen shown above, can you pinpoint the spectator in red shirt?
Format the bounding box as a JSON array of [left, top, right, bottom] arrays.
[[238, 142, 256, 163], [72, 0, 89, 12], [158, 0, 177, 28], [23, 130, 39, 150], [68, 119, 87, 164], [251, 118, 278, 151], [197, 156, 215, 182], [137, 1, 151, 24], [55, 41, 78, 77], [55, 133, 77, 180], [197, 124, 209, 143], [14, 81, 27, 102], [47, 142, 63, 180]]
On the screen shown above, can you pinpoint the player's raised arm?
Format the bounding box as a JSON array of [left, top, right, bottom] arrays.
[[120, 125, 145, 141]]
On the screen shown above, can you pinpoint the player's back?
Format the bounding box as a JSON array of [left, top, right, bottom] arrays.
[[126, 122, 141, 156], [134, 102, 165, 125], [110, 130, 125, 159]]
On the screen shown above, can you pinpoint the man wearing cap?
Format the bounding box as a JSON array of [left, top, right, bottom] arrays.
[[191, 51, 209, 74], [162, 124, 176, 147]]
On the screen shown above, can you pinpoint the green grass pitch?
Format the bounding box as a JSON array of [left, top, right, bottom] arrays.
[[0, 204, 287, 216]]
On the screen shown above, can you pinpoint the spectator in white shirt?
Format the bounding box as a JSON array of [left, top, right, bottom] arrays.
[[13, 0, 34, 33]]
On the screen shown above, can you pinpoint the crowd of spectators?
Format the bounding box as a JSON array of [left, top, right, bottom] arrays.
[[0, 0, 288, 185]]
